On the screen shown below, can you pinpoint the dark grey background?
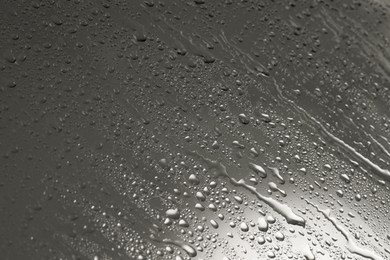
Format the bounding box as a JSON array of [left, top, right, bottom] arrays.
[[1, 0, 390, 259]]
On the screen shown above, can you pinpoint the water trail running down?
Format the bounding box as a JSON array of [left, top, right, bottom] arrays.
[[305, 199, 384, 260], [273, 80, 390, 183], [189, 151, 306, 227]]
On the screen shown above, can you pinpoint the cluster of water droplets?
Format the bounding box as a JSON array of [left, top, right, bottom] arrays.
[[1, 0, 390, 259]]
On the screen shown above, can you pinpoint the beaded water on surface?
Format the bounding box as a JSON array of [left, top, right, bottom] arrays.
[[1, 0, 390, 259]]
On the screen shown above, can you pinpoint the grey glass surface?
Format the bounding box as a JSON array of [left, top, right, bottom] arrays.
[[1, 0, 390, 259]]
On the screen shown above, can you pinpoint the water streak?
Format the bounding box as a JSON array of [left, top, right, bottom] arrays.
[[305, 199, 383, 260], [189, 151, 305, 227]]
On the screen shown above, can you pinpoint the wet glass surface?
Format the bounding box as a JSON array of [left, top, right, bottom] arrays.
[[1, 0, 390, 259]]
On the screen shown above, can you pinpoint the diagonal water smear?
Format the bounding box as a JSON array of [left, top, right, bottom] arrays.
[[305, 199, 384, 260], [273, 79, 390, 183], [189, 151, 305, 227]]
